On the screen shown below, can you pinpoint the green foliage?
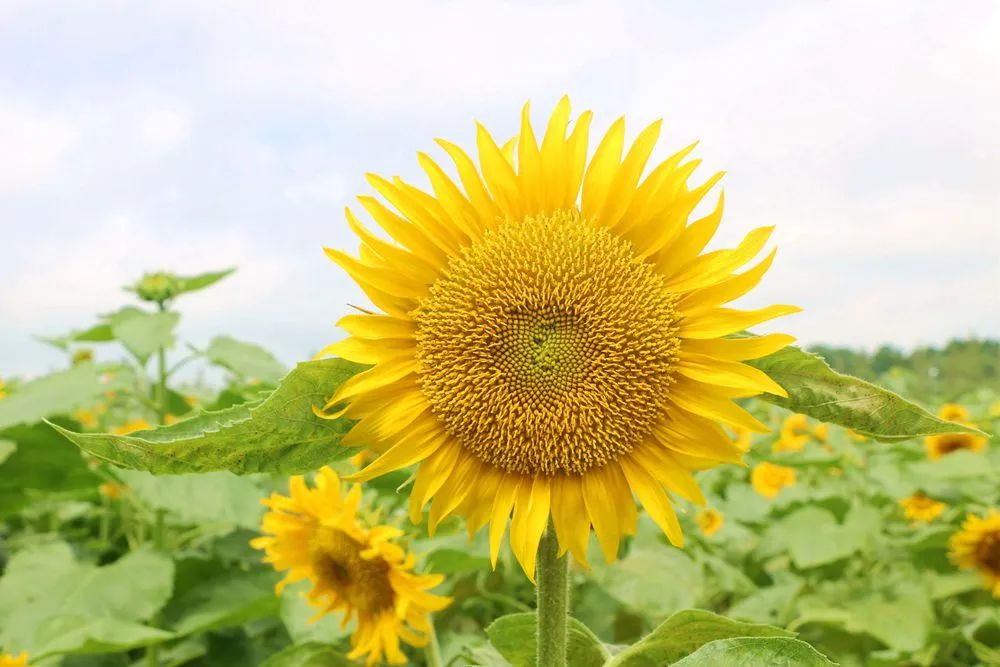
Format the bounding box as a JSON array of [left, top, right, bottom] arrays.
[[670, 637, 835, 666], [204, 336, 287, 384], [486, 613, 610, 667], [0, 364, 129, 430], [48, 358, 364, 474], [751, 344, 987, 441]]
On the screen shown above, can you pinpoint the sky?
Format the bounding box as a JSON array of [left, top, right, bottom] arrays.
[[1, 1, 998, 377]]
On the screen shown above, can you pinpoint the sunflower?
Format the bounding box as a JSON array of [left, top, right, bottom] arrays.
[[938, 403, 970, 422], [112, 419, 153, 435], [949, 509, 1000, 597], [98, 483, 126, 500], [750, 462, 796, 499], [0, 652, 29, 667], [729, 425, 753, 450], [696, 508, 724, 537], [319, 98, 798, 578], [925, 430, 987, 460], [0, 378, 7, 401], [773, 414, 809, 453], [898, 492, 946, 523], [252, 467, 451, 665]]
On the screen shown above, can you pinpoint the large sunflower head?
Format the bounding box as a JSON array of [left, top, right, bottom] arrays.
[[949, 509, 1000, 598], [319, 98, 798, 579], [925, 431, 987, 460], [251, 467, 451, 665]]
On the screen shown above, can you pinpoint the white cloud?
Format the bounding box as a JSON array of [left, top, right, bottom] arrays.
[[0, 101, 78, 196], [135, 106, 192, 157]]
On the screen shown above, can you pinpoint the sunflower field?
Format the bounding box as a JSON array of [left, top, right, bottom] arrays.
[[1, 102, 998, 667]]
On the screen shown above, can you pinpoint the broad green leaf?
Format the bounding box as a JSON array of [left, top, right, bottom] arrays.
[[670, 637, 835, 666], [205, 335, 287, 383], [607, 609, 793, 666], [0, 363, 128, 429], [161, 567, 279, 636], [764, 506, 857, 568], [727, 582, 804, 626], [116, 469, 265, 529], [31, 618, 173, 658], [49, 358, 365, 474], [486, 613, 610, 667], [0, 421, 101, 517], [595, 546, 702, 618], [260, 642, 354, 667], [0, 438, 15, 465], [844, 581, 933, 652], [37, 323, 115, 350], [0, 542, 174, 656], [110, 309, 180, 364], [749, 344, 988, 441], [280, 580, 352, 644], [175, 267, 236, 295], [424, 548, 491, 575]]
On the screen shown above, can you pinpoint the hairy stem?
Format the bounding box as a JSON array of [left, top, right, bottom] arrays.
[[536, 521, 569, 667]]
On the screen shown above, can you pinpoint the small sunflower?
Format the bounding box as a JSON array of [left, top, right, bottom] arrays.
[[252, 467, 451, 665], [949, 509, 1000, 597], [319, 98, 798, 578], [74, 408, 98, 429], [750, 462, 796, 499], [773, 414, 809, 453], [899, 492, 946, 523], [0, 378, 7, 401], [925, 430, 987, 460], [696, 508, 724, 537], [99, 483, 126, 500], [0, 652, 29, 667], [729, 425, 753, 450], [938, 403, 970, 422], [113, 419, 153, 435]]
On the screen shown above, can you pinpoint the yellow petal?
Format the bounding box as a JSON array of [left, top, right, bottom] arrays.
[[676, 353, 789, 397], [679, 304, 802, 339], [581, 116, 625, 219], [619, 455, 683, 546]]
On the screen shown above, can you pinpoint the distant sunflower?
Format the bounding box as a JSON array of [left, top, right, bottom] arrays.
[[938, 403, 970, 422], [949, 509, 1000, 598], [0, 652, 29, 667], [319, 98, 798, 578], [773, 414, 810, 453], [252, 467, 451, 665], [750, 462, 796, 499], [0, 378, 7, 401], [899, 492, 946, 523], [112, 419, 153, 435], [729, 425, 753, 450], [696, 508, 724, 537], [925, 431, 987, 459]]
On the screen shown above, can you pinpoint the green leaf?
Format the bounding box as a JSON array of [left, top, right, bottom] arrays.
[[749, 344, 988, 441], [486, 613, 610, 667], [161, 567, 279, 636], [0, 421, 101, 517], [607, 609, 793, 666], [424, 548, 491, 575], [110, 309, 180, 364], [116, 469, 265, 529], [728, 582, 804, 626], [279, 580, 352, 645], [48, 358, 365, 474], [0, 364, 128, 430], [0, 542, 175, 656], [764, 506, 858, 568], [595, 546, 702, 618], [175, 267, 236, 296], [260, 642, 354, 667], [37, 323, 116, 350], [670, 637, 835, 666], [205, 335, 287, 383], [0, 438, 15, 465]]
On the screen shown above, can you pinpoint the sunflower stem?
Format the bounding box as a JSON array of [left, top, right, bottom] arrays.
[[423, 617, 443, 667], [536, 521, 569, 667]]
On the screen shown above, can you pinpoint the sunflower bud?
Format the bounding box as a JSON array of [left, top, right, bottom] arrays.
[[131, 272, 181, 305], [72, 348, 94, 365]]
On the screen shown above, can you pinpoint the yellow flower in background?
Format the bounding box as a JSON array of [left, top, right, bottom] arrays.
[[0, 377, 7, 400], [899, 492, 946, 523], [318, 98, 798, 579], [252, 467, 451, 665], [938, 403, 970, 422], [773, 413, 809, 452], [846, 429, 868, 442], [949, 509, 1000, 598], [74, 408, 98, 429], [990, 400, 1000, 418], [113, 419, 153, 435], [71, 348, 94, 365], [751, 462, 796, 499], [729, 425, 753, 450], [0, 652, 30, 667], [696, 509, 724, 537], [813, 422, 829, 443], [99, 483, 126, 500], [925, 431, 987, 460]]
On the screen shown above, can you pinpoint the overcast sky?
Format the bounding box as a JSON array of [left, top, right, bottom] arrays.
[[2, 1, 998, 377]]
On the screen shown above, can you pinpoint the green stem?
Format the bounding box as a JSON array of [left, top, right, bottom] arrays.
[[423, 616, 443, 667], [146, 510, 167, 667], [536, 521, 569, 667], [154, 303, 169, 420]]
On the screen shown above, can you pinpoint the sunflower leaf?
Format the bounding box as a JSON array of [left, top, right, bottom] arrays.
[[748, 344, 989, 441], [486, 612, 610, 667], [47, 357, 364, 474]]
